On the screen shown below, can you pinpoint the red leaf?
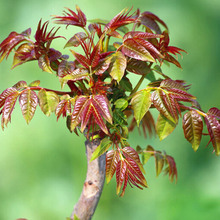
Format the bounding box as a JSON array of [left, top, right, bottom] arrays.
[[71, 50, 90, 68], [205, 115, 220, 155], [55, 98, 72, 120], [165, 155, 177, 183], [90, 42, 101, 68], [53, 6, 86, 28], [116, 159, 127, 195], [0, 31, 28, 62], [105, 8, 136, 32]]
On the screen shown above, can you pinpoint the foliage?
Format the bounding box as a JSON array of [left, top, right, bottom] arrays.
[[0, 5, 219, 197]]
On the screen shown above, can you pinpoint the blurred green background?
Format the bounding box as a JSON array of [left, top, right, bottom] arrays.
[[0, 0, 220, 219]]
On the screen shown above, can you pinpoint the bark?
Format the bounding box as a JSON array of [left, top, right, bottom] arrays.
[[70, 138, 106, 220]]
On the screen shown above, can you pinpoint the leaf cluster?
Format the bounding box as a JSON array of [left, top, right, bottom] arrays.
[[0, 5, 219, 196]]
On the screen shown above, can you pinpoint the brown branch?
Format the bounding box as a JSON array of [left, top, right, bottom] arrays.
[[70, 138, 106, 220]]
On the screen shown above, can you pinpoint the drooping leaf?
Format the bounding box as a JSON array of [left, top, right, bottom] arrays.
[[1, 91, 20, 129], [106, 150, 120, 183], [208, 107, 220, 119], [38, 89, 59, 116], [151, 89, 175, 123], [131, 89, 151, 126], [126, 58, 151, 75], [165, 155, 177, 183], [38, 55, 53, 73], [154, 152, 164, 176], [69, 95, 89, 131], [55, 96, 72, 120], [19, 89, 38, 124], [121, 38, 155, 62], [205, 115, 220, 156], [156, 113, 176, 141], [122, 146, 145, 173], [90, 137, 112, 161], [119, 77, 133, 92], [116, 159, 127, 195], [109, 51, 127, 83], [182, 110, 203, 151]]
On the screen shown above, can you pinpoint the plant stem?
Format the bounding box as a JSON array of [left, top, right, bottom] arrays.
[[127, 63, 153, 100], [70, 138, 106, 220]]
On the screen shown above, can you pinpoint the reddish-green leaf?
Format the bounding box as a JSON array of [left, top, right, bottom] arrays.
[[71, 50, 90, 68], [70, 95, 89, 131], [182, 110, 203, 151], [64, 32, 87, 48], [205, 115, 220, 155], [122, 146, 145, 173], [116, 159, 127, 195], [156, 113, 176, 141], [38, 55, 53, 73], [109, 51, 127, 83], [131, 89, 151, 126], [154, 153, 164, 176], [106, 150, 120, 183], [0, 87, 18, 108], [90, 137, 112, 161], [151, 90, 175, 123], [126, 58, 151, 75], [60, 68, 88, 88], [19, 89, 38, 124], [165, 155, 177, 183], [121, 38, 155, 62], [55, 95, 72, 120], [1, 91, 20, 129], [12, 43, 35, 68], [92, 95, 112, 124], [38, 89, 59, 116]]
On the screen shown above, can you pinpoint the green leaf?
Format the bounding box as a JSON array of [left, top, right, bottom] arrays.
[[114, 98, 128, 110], [19, 89, 38, 124], [64, 32, 87, 48], [119, 77, 132, 92], [182, 111, 203, 151], [38, 89, 59, 116], [142, 152, 151, 165], [109, 51, 127, 83], [29, 80, 40, 87], [156, 113, 176, 141], [155, 153, 164, 176], [90, 138, 112, 161], [113, 109, 127, 126], [131, 89, 151, 126]]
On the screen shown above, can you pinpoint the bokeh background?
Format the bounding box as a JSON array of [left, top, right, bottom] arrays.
[[0, 0, 220, 219]]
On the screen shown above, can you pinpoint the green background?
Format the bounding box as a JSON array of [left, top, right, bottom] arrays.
[[0, 0, 220, 219]]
